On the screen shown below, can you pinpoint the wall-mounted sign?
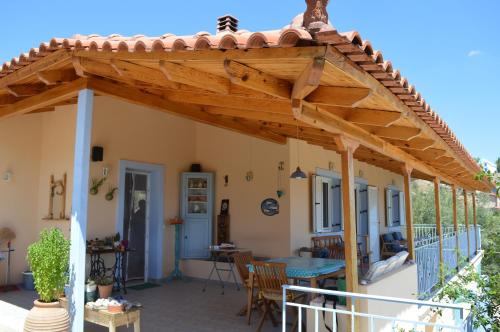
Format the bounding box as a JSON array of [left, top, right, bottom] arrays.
[[261, 198, 279, 216]]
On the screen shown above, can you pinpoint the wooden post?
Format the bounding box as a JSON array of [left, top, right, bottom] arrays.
[[433, 178, 443, 281], [472, 192, 478, 254], [402, 165, 415, 260], [69, 89, 94, 332], [336, 135, 360, 332], [463, 189, 470, 261], [451, 184, 460, 269]]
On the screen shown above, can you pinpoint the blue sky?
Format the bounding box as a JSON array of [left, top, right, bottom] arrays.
[[1, 0, 498, 161]]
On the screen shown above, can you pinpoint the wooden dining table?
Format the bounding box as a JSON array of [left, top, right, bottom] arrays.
[[247, 257, 345, 322]]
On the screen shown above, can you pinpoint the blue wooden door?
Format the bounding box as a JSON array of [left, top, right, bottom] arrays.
[[181, 173, 213, 259]]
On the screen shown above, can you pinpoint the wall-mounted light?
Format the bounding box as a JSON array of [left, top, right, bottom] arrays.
[[102, 165, 111, 177], [2, 171, 12, 183], [328, 161, 335, 172]]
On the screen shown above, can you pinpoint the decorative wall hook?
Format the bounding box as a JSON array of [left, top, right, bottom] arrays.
[[105, 186, 118, 201], [245, 171, 254, 182], [90, 177, 106, 195]]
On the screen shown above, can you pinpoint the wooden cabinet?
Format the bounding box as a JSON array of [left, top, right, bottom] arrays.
[[180, 172, 214, 259]]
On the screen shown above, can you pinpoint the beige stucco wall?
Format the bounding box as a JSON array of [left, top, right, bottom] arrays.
[[358, 264, 419, 331], [288, 139, 405, 255], [0, 115, 43, 284], [194, 122, 291, 259]]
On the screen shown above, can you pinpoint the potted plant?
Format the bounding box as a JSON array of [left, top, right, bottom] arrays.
[[96, 276, 114, 299], [24, 228, 70, 332]]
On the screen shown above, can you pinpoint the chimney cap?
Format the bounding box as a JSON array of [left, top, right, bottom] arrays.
[[303, 0, 330, 33], [217, 14, 239, 33]]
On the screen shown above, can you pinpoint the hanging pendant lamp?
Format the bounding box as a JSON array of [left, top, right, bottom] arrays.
[[290, 124, 307, 179]]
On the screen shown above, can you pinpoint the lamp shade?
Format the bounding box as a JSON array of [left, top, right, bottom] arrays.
[[290, 166, 307, 179]]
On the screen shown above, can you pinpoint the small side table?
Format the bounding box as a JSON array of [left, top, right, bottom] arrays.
[[167, 218, 183, 281], [60, 298, 141, 332]]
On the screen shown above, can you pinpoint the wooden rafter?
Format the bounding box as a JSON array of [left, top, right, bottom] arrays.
[[159, 60, 230, 94], [109, 59, 180, 90], [0, 49, 71, 89], [203, 106, 305, 127], [0, 78, 88, 119], [0, 94, 19, 105], [224, 59, 291, 99]]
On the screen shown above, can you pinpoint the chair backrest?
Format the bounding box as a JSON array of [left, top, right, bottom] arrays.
[[252, 261, 288, 294], [311, 235, 343, 249], [392, 232, 404, 241], [233, 251, 253, 282]]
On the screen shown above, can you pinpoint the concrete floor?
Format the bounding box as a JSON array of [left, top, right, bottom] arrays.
[[0, 279, 283, 332]]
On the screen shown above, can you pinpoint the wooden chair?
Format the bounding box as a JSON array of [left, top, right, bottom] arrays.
[[233, 251, 260, 325], [252, 261, 305, 332], [380, 234, 404, 259]]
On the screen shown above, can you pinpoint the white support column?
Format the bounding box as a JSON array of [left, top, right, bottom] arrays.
[[69, 89, 94, 332]]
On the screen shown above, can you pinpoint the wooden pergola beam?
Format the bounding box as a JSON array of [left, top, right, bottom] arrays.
[[464, 189, 470, 260], [0, 78, 88, 119], [451, 184, 460, 270], [224, 59, 291, 99], [86, 77, 286, 145], [434, 177, 444, 282], [402, 165, 415, 260], [361, 124, 422, 141]]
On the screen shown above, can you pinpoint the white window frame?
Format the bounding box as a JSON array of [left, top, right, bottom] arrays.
[[385, 186, 406, 227], [312, 169, 342, 233]]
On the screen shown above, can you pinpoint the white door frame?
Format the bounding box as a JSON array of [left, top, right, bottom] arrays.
[[116, 160, 165, 281]]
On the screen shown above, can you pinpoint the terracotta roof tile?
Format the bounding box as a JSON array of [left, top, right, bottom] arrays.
[[0, 22, 480, 172]]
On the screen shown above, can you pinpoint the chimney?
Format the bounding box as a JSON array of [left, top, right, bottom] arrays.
[[303, 0, 330, 33], [217, 15, 238, 33]]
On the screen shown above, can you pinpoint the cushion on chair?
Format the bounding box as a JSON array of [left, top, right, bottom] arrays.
[[392, 232, 404, 241], [382, 233, 394, 243]]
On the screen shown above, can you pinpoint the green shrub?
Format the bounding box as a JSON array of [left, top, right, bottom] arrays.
[[27, 228, 70, 302]]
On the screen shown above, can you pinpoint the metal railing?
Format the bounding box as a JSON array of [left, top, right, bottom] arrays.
[[281, 285, 471, 332], [413, 225, 481, 298]]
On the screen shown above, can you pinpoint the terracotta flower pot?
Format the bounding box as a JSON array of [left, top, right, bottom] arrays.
[[98, 284, 113, 299], [24, 300, 69, 332]]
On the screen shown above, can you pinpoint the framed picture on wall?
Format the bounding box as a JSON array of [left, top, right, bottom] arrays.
[[220, 199, 229, 215]]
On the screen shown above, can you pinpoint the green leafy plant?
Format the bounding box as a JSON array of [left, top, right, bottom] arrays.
[[96, 276, 113, 286], [27, 228, 70, 303], [436, 265, 500, 331]]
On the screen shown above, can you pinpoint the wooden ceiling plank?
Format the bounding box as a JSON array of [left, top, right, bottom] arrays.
[[360, 124, 422, 141], [292, 57, 325, 101], [307, 86, 371, 107], [26, 107, 55, 114], [204, 106, 304, 127], [0, 78, 87, 119], [36, 69, 78, 85], [159, 60, 230, 94], [224, 59, 291, 99], [86, 77, 286, 145], [386, 137, 435, 150]]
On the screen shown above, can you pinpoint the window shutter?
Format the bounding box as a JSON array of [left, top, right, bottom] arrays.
[[386, 188, 393, 227], [399, 191, 406, 226], [312, 175, 323, 233]]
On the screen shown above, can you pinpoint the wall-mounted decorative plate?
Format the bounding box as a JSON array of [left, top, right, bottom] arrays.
[[261, 198, 279, 216]]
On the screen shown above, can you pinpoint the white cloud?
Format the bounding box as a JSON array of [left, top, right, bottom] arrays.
[[467, 50, 482, 57]]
